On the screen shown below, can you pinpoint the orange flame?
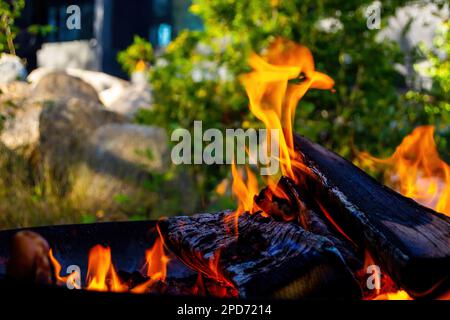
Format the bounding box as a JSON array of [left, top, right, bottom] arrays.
[[206, 249, 238, 297], [231, 37, 334, 217], [240, 37, 334, 186], [231, 164, 259, 216], [357, 125, 450, 300], [85, 245, 127, 292], [131, 237, 169, 293], [48, 249, 81, 289], [50, 236, 169, 294], [359, 126, 450, 217]]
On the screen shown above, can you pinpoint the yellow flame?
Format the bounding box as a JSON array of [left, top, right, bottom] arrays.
[[240, 37, 334, 189], [359, 126, 450, 217]]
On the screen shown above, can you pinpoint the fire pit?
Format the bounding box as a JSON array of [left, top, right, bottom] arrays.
[[1, 38, 448, 304], [1, 134, 448, 301]]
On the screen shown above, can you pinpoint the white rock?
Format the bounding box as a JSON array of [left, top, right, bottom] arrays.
[[106, 84, 152, 118], [28, 67, 129, 107], [0, 100, 42, 155], [37, 40, 98, 70], [0, 54, 27, 84]]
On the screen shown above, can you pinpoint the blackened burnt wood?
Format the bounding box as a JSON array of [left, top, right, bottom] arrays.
[[293, 134, 450, 298], [254, 176, 362, 272], [298, 208, 363, 272], [158, 211, 361, 299]]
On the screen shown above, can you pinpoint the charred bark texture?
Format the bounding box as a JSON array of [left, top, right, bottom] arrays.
[[254, 176, 363, 272], [293, 134, 450, 298], [158, 211, 361, 299]]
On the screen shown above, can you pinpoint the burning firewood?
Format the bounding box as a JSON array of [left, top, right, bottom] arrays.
[[254, 176, 363, 272], [158, 210, 362, 299], [6, 231, 53, 285], [293, 134, 450, 298]]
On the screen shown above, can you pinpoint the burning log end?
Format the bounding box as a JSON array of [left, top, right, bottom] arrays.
[[253, 176, 305, 221], [6, 231, 53, 285], [293, 133, 450, 298]]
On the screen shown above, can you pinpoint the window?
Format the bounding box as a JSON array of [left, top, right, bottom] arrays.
[[45, 1, 94, 42]]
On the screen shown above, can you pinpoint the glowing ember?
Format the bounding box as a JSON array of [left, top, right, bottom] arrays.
[[357, 250, 412, 300], [359, 126, 450, 217]]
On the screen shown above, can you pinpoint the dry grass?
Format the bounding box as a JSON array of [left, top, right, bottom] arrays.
[[0, 145, 86, 230]]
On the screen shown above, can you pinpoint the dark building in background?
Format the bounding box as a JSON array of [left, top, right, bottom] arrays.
[[15, 0, 202, 77]]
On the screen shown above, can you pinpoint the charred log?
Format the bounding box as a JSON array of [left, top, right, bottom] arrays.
[[293, 134, 450, 298], [158, 210, 362, 299], [254, 176, 362, 272]]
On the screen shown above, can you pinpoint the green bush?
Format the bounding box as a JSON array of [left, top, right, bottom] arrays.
[[117, 35, 154, 75], [404, 21, 450, 159]]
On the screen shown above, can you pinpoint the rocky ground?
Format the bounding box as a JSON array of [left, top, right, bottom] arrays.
[[0, 56, 197, 229]]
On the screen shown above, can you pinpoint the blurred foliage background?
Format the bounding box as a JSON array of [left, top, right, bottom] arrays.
[[135, 0, 450, 211]]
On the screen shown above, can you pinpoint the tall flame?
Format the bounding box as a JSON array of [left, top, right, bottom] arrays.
[[359, 125, 450, 217], [240, 37, 334, 187], [228, 37, 334, 223]]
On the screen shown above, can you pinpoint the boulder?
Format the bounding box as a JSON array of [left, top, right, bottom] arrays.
[[85, 123, 168, 172], [0, 81, 31, 119], [70, 123, 197, 216], [32, 72, 100, 103], [0, 82, 36, 157], [0, 54, 27, 84], [38, 97, 125, 190], [28, 67, 129, 107], [0, 100, 43, 157], [70, 124, 167, 212], [107, 84, 152, 118], [0, 81, 31, 100]]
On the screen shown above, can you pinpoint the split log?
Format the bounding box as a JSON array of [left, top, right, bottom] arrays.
[[158, 210, 362, 299], [293, 134, 450, 298]]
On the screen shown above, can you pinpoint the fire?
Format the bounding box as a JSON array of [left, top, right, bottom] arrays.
[[359, 126, 450, 217], [49, 237, 169, 294], [358, 250, 412, 300], [231, 164, 259, 215], [48, 249, 81, 289], [236, 38, 419, 301], [228, 37, 333, 219], [240, 37, 334, 186], [357, 125, 450, 300], [230, 37, 333, 217], [131, 237, 169, 293], [373, 290, 413, 300], [86, 245, 127, 292], [226, 163, 259, 234]]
